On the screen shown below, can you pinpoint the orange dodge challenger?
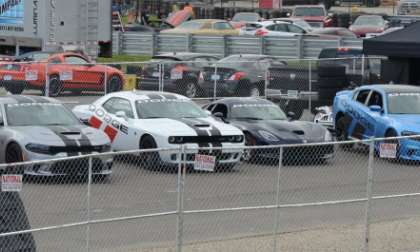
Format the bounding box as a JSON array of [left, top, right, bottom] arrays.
[[0, 52, 124, 96]]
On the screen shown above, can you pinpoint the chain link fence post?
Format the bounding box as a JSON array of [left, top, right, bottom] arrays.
[[264, 69, 269, 99], [361, 55, 366, 84], [45, 63, 49, 97], [161, 63, 165, 92], [363, 139, 375, 252], [86, 156, 93, 252], [176, 145, 186, 252], [213, 64, 218, 100], [308, 60, 312, 115], [104, 67, 108, 95], [272, 146, 283, 252]]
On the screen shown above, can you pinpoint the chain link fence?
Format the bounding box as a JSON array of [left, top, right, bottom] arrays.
[[0, 135, 420, 251]]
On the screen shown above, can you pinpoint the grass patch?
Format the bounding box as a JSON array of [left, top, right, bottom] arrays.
[[97, 55, 152, 63]]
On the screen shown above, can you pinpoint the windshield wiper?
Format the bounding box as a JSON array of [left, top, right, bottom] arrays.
[[143, 116, 163, 119]]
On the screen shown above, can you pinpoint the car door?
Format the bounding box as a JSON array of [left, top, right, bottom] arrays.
[[101, 97, 138, 151], [365, 90, 385, 137], [63, 55, 102, 86], [272, 23, 294, 37], [347, 89, 374, 139]]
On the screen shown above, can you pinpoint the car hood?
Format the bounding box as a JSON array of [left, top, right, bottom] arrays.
[[136, 117, 242, 136], [11, 125, 110, 146], [231, 119, 327, 143]]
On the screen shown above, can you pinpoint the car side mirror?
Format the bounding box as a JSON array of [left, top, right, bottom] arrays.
[[369, 105, 382, 113], [287, 111, 296, 120], [115, 111, 128, 120]]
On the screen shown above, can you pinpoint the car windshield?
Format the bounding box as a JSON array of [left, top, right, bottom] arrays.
[[354, 16, 384, 26], [388, 93, 420, 114], [232, 13, 260, 22], [294, 7, 325, 16], [231, 103, 287, 120], [6, 103, 80, 126], [136, 100, 208, 119]]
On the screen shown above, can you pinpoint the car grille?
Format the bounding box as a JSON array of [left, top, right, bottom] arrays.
[[50, 158, 105, 175]]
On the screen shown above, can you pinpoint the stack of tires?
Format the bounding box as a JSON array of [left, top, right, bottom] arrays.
[[317, 65, 348, 106]]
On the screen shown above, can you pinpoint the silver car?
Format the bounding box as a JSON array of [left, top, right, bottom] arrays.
[[0, 95, 112, 178]]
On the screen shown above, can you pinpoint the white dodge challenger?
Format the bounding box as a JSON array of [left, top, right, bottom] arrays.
[[73, 91, 244, 170]]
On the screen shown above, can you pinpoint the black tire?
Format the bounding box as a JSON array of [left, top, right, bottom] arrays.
[[106, 75, 123, 93], [317, 66, 346, 78], [48, 75, 62, 97], [4, 82, 25, 94], [5, 143, 24, 174], [318, 76, 348, 89], [242, 133, 257, 163], [126, 65, 142, 75], [139, 135, 162, 170], [335, 116, 353, 149], [182, 81, 198, 98], [237, 81, 260, 97]]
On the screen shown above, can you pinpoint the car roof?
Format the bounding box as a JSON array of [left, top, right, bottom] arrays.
[[111, 91, 189, 101], [361, 84, 420, 93], [0, 95, 59, 104], [214, 97, 273, 105]]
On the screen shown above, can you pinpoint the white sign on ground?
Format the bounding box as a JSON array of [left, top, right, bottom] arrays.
[[194, 154, 216, 172], [1, 175, 23, 192], [379, 143, 397, 159]]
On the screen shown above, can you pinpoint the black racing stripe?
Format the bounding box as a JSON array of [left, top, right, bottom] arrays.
[[146, 94, 164, 100], [176, 118, 210, 148], [161, 94, 177, 99], [11, 96, 33, 103], [195, 118, 223, 147], [63, 126, 92, 155], [47, 126, 79, 157]]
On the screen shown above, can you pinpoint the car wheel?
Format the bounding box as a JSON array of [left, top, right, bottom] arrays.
[[4, 83, 25, 94], [242, 133, 257, 162], [5, 143, 24, 174], [139, 135, 162, 170], [183, 81, 198, 98], [249, 85, 261, 97], [335, 116, 353, 149], [107, 75, 123, 93], [48, 75, 62, 97]]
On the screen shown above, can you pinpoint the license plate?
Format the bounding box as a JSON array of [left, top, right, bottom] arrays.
[[287, 90, 298, 97], [3, 75, 12, 81], [211, 74, 220, 81], [152, 72, 160, 78]]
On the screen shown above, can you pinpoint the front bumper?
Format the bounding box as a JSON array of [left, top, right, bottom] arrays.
[[22, 152, 113, 177], [398, 138, 420, 161], [256, 143, 335, 161]]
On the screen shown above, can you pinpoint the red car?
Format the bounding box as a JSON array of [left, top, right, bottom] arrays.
[[291, 5, 332, 28], [0, 52, 124, 96], [349, 15, 388, 38]]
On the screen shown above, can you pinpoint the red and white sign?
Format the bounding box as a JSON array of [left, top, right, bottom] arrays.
[[194, 154, 216, 172], [59, 71, 73, 81], [1, 175, 23, 192], [379, 143, 397, 159]]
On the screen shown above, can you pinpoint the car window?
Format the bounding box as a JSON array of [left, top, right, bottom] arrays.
[[367, 91, 383, 108], [275, 24, 289, 32], [49, 57, 62, 64], [212, 104, 228, 118], [213, 22, 233, 30], [266, 25, 276, 31], [177, 21, 204, 30], [64, 56, 89, 65], [293, 7, 326, 17], [102, 98, 134, 118], [232, 13, 260, 22], [205, 104, 216, 111], [288, 24, 305, 33], [355, 90, 371, 104], [319, 49, 337, 59]]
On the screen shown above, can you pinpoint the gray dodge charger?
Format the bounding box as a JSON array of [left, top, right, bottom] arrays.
[[0, 95, 112, 178]]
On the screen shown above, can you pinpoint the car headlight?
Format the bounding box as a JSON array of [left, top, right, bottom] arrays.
[[168, 136, 184, 144], [234, 135, 244, 143], [25, 143, 50, 154], [258, 130, 279, 142], [324, 130, 333, 141]]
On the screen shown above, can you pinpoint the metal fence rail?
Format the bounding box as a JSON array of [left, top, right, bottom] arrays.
[[112, 33, 363, 58], [1, 136, 420, 251]]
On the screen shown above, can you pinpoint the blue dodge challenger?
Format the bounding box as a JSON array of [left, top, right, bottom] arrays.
[[333, 84, 420, 160]]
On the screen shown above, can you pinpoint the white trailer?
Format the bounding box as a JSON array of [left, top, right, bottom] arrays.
[[0, 0, 112, 57]]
